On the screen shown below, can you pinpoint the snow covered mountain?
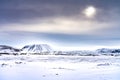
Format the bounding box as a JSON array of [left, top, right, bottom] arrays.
[[0, 44, 53, 55], [96, 48, 120, 53], [0, 45, 20, 55], [96, 48, 120, 56], [54, 48, 120, 56], [21, 44, 53, 54], [0, 44, 120, 56]]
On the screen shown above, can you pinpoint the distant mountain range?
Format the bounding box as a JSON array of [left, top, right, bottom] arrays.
[[0, 44, 53, 55], [0, 44, 120, 56]]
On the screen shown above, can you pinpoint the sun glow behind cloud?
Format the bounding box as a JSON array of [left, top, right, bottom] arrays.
[[83, 6, 96, 18]]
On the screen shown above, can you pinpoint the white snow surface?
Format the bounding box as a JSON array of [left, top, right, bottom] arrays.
[[0, 55, 120, 80]]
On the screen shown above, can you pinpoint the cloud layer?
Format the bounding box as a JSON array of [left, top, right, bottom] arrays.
[[0, 0, 120, 47]]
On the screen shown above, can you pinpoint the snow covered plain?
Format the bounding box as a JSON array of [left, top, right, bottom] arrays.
[[0, 55, 120, 80]]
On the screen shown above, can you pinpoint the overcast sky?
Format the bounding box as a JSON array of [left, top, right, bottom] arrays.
[[0, 0, 120, 50]]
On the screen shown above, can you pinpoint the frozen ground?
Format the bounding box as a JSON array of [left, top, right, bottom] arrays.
[[0, 55, 120, 80]]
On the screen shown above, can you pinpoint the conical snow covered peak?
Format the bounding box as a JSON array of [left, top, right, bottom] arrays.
[[21, 44, 53, 54]]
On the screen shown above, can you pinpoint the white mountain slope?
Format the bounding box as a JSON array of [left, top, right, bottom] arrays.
[[21, 44, 53, 54], [96, 48, 120, 53], [0, 45, 20, 55]]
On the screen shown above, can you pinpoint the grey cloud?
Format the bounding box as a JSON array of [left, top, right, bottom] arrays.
[[0, 0, 120, 24]]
